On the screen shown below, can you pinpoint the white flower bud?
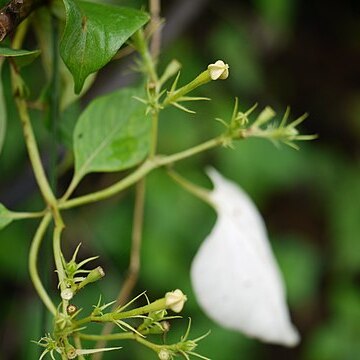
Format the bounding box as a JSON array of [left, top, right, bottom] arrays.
[[165, 289, 187, 313], [158, 349, 172, 360], [207, 60, 229, 80], [61, 288, 74, 301]]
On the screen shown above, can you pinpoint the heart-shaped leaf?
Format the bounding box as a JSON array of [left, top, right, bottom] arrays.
[[0, 203, 13, 230], [73, 87, 151, 182], [60, 0, 149, 94]]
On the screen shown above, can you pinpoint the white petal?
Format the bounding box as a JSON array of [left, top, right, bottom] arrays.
[[208, 68, 224, 80], [207, 60, 229, 80], [191, 169, 300, 347]]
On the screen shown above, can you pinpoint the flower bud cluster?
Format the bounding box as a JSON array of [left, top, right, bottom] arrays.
[[60, 244, 105, 301], [217, 99, 316, 149]]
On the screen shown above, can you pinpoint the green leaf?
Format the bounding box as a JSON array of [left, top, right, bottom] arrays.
[[73, 87, 151, 181], [32, 7, 96, 111], [0, 203, 13, 230], [0, 46, 40, 67], [60, 0, 149, 94], [0, 59, 6, 155]]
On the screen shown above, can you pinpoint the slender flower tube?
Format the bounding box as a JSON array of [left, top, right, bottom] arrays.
[[191, 169, 300, 347]]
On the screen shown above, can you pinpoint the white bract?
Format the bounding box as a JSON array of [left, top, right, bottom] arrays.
[[191, 169, 300, 347]]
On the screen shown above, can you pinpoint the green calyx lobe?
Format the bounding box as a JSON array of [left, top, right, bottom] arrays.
[[60, 0, 149, 94]]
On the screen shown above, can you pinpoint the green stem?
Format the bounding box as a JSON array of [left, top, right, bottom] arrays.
[[59, 136, 224, 210], [6, 210, 46, 220], [150, 111, 159, 158], [167, 169, 213, 206], [124, 178, 146, 300], [160, 136, 223, 164], [11, 66, 63, 229], [16, 98, 58, 210], [136, 26, 160, 159], [76, 297, 168, 327], [134, 336, 162, 352], [10, 22, 57, 211], [60, 173, 81, 202], [93, 178, 147, 357], [133, 29, 158, 83], [53, 223, 66, 309], [29, 213, 57, 315], [79, 333, 136, 341], [59, 160, 154, 210]]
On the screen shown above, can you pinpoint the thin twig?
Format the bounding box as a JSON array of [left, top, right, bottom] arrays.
[[0, 0, 45, 42], [92, 179, 146, 360], [150, 0, 162, 59], [28, 213, 56, 315], [118, 178, 146, 305]]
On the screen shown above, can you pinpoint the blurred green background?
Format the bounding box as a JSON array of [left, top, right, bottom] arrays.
[[1, 0, 360, 359]]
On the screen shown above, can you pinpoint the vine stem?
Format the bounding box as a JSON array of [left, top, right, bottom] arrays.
[[16, 98, 58, 209], [59, 136, 224, 211], [150, 111, 159, 158], [14, 94, 64, 228], [167, 169, 213, 206], [53, 221, 67, 313], [6, 210, 46, 220], [92, 5, 161, 358], [150, 0, 161, 59], [92, 178, 146, 358], [60, 174, 81, 202], [13, 68, 66, 312], [76, 296, 170, 327], [124, 178, 146, 301], [29, 213, 57, 315], [79, 333, 136, 341]]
